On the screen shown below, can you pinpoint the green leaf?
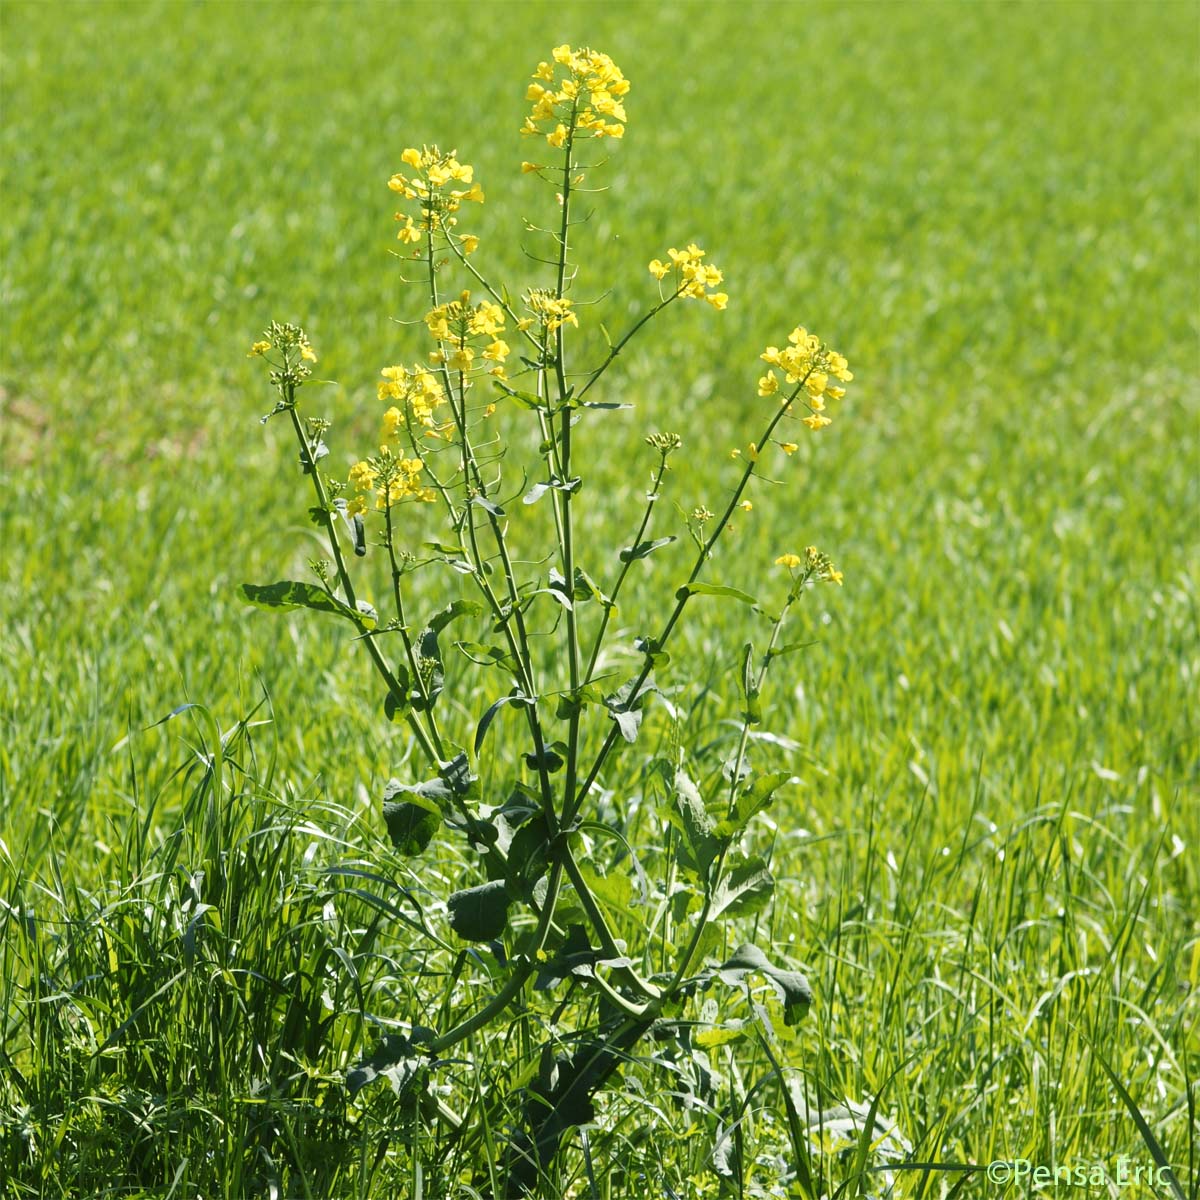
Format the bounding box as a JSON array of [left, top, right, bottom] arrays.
[[524, 742, 566, 774], [604, 674, 657, 744], [424, 540, 469, 557], [301, 439, 329, 475], [447, 880, 511, 941], [668, 769, 723, 877], [716, 771, 795, 838], [619, 535, 675, 563], [634, 636, 671, 669], [765, 639, 818, 662], [694, 1026, 747, 1049], [524, 476, 582, 506], [240, 581, 364, 624], [740, 642, 761, 725], [676, 582, 759, 606], [534, 924, 597, 991], [414, 599, 484, 711], [347, 1034, 430, 1098], [709, 857, 775, 921], [576, 863, 634, 912], [383, 662, 411, 723], [569, 567, 608, 605], [471, 494, 505, 517], [718, 943, 813, 1025], [382, 755, 476, 855], [505, 815, 552, 901], [494, 383, 547, 411], [474, 692, 532, 755], [456, 640, 521, 675], [382, 791, 441, 856], [555, 683, 605, 720]]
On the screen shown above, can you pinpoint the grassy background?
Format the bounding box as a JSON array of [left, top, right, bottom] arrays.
[[2, 1, 1198, 1197]]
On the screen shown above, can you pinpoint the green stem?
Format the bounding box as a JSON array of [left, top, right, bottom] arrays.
[[427, 861, 565, 1055], [583, 451, 670, 683], [554, 106, 584, 852], [440, 235, 542, 355], [564, 375, 811, 826], [664, 843, 731, 997], [384, 501, 446, 761], [576, 286, 684, 401], [423, 235, 558, 824], [561, 846, 660, 1003], [286, 399, 438, 766]]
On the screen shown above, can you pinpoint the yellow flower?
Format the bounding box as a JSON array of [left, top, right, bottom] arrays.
[[803, 413, 832, 430], [449, 346, 475, 372], [757, 372, 779, 396], [382, 406, 403, 441], [739, 500, 753, 512], [396, 216, 421, 244], [747, 443, 758, 461], [521, 161, 540, 173], [828, 568, 844, 586], [460, 234, 480, 255], [704, 292, 728, 310], [648, 259, 670, 280], [780, 442, 798, 455], [401, 147, 423, 169], [483, 338, 510, 362], [299, 341, 317, 363], [775, 553, 803, 569], [349, 460, 377, 491], [248, 340, 270, 357], [523, 46, 630, 150]]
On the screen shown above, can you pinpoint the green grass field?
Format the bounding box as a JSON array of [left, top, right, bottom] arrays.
[[2, 2, 1198, 1197]]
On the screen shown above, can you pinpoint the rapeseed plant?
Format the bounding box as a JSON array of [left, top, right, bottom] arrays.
[[245, 45, 850, 1197]]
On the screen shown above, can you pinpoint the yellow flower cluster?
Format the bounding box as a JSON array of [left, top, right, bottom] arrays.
[[522, 44, 629, 149], [648, 245, 728, 309], [758, 327, 853, 430], [775, 545, 843, 585], [524, 289, 578, 334], [425, 291, 510, 380], [346, 446, 435, 516], [387, 146, 484, 249], [378, 364, 446, 432], [247, 323, 318, 390], [248, 332, 317, 362]]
